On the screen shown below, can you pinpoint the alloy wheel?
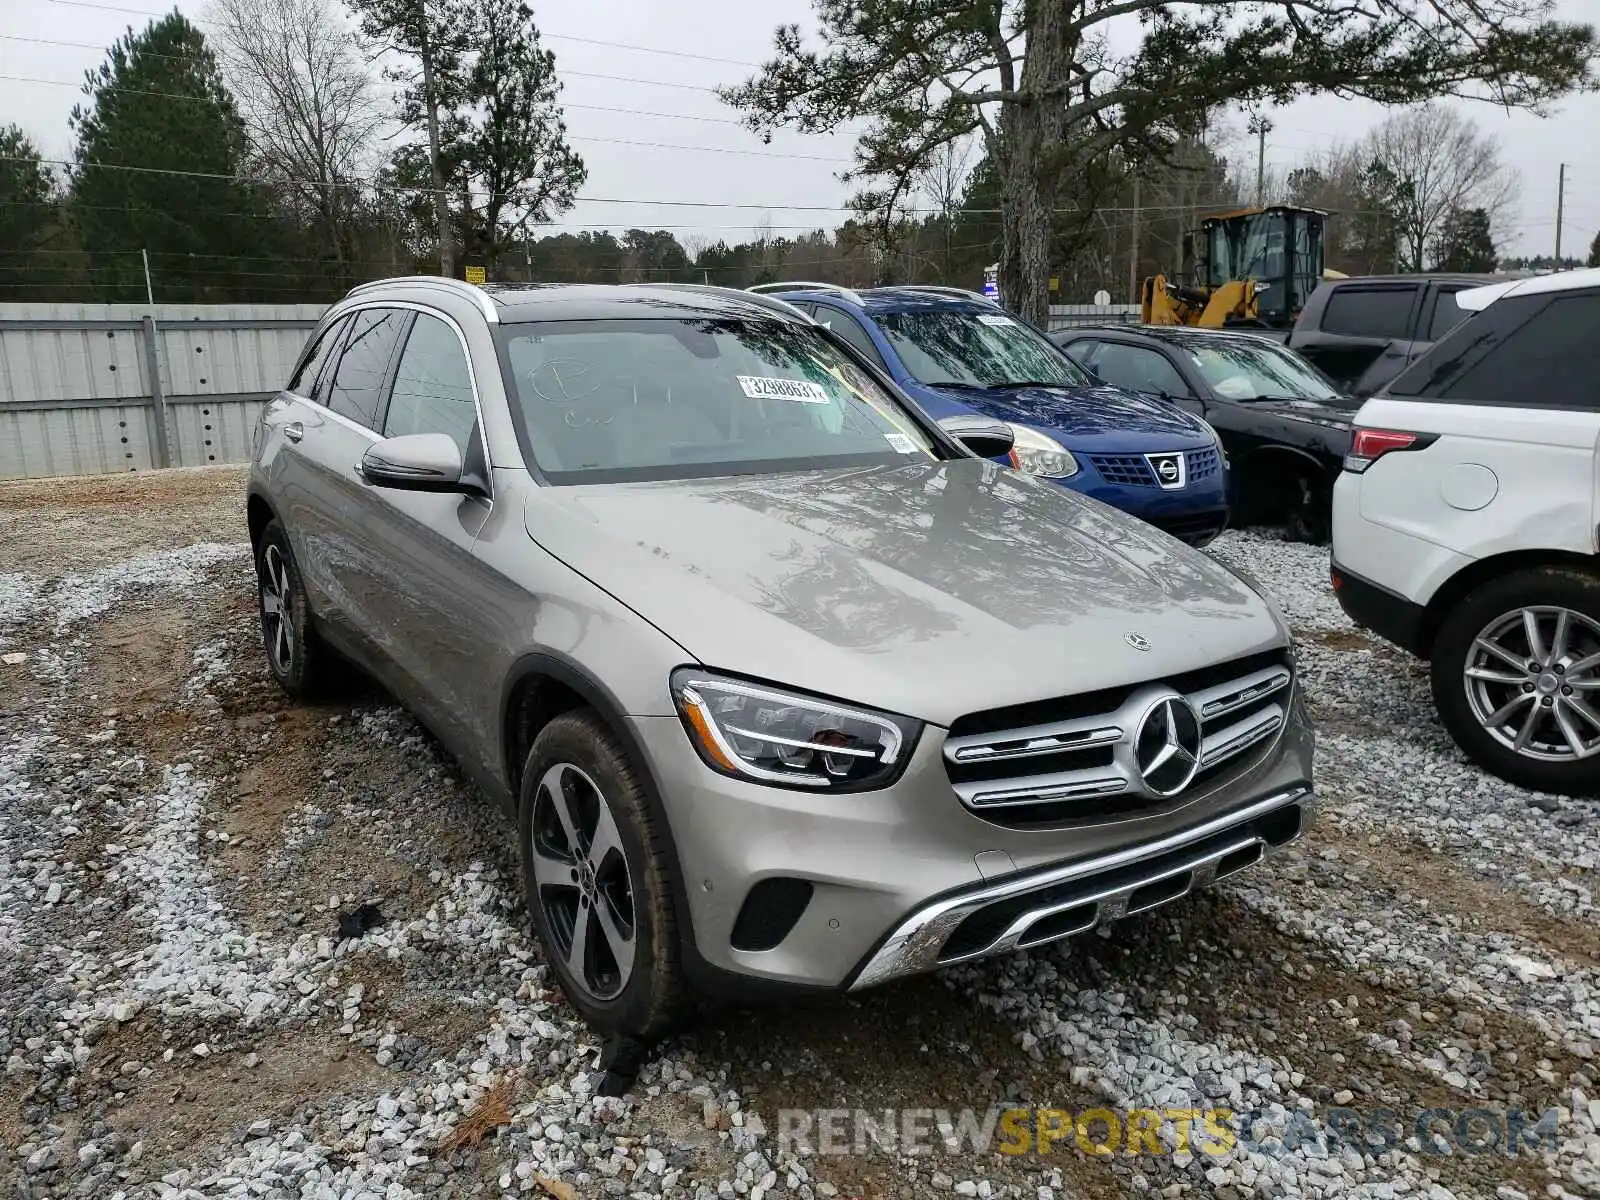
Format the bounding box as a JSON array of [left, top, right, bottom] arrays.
[[1463, 605, 1600, 762], [259, 544, 295, 675], [529, 762, 638, 1001]]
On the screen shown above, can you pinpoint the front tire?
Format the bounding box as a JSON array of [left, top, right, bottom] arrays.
[[518, 711, 686, 1039], [1431, 567, 1600, 796], [1282, 471, 1330, 545]]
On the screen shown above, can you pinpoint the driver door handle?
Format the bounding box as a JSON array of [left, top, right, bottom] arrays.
[[283, 421, 304, 443]]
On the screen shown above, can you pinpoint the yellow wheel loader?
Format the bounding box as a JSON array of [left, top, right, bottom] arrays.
[[1140, 204, 1347, 331]]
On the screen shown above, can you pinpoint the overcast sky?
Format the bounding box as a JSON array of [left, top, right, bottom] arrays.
[[3, 0, 1598, 281]]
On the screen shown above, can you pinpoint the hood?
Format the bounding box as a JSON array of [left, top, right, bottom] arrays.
[[522, 460, 1286, 727], [1245, 394, 1360, 432], [925, 382, 1211, 451]]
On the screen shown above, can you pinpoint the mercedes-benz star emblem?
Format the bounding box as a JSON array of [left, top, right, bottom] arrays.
[[1124, 631, 1152, 652], [1133, 694, 1203, 797]]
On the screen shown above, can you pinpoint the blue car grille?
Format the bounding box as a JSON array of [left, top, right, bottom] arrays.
[[1089, 448, 1221, 487], [1187, 446, 1222, 481], [1089, 454, 1157, 486]]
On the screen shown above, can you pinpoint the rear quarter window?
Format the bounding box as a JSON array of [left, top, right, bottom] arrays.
[[1387, 291, 1599, 408], [1319, 286, 1418, 339]]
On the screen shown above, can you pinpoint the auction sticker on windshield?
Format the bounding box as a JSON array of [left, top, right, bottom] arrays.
[[738, 375, 831, 404], [977, 313, 1016, 327], [884, 433, 917, 454]]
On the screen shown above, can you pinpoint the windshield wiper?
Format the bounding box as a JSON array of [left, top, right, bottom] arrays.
[[923, 379, 989, 390], [989, 379, 1074, 390]]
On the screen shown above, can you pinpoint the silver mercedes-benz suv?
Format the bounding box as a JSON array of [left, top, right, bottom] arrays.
[[246, 277, 1315, 1039]]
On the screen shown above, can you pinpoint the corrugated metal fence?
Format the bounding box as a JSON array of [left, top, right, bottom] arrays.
[[1047, 303, 1140, 330], [0, 303, 324, 481], [0, 299, 1143, 481]]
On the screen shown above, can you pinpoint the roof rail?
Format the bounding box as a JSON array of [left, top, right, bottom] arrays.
[[636, 282, 816, 323], [877, 284, 997, 306], [748, 280, 865, 305], [343, 275, 498, 323]]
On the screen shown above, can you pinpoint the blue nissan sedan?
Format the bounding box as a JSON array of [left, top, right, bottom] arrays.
[[756, 284, 1230, 545]]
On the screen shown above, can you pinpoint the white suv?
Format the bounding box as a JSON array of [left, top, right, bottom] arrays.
[[1330, 268, 1600, 796]]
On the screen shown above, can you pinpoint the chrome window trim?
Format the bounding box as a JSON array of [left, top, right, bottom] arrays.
[[295, 299, 497, 496]]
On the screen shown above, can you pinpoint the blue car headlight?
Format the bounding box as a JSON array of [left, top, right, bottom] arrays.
[[1005, 424, 1079, 478]]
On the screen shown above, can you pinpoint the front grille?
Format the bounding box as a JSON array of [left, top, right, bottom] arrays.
[[1187, 446, 1222, 481], [943, 650, 1293, 828], [1089, 454, 1156, 486], [1088, 448, 1220, 489]]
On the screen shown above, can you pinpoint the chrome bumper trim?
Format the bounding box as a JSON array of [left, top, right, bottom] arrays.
[[847, 784, 1313, 991]]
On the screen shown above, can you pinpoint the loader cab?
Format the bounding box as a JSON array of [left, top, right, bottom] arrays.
[[1201, 205, 1328, 326]]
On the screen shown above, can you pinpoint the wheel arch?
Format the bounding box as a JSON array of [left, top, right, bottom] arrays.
[[1419, 548, 1600, 658], [1230, 443, 1331, 528], [246, 490, 277, 552]]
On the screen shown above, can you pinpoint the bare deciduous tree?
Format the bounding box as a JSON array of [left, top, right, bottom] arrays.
[[1361, 104, 1518, 271], [207, 0, 387, 267]]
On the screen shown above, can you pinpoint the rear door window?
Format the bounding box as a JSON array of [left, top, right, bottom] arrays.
[[287, 317, 347, 399], [326, 308, 409, 429], [1319, 286, 1419, 339], [1388, 291, 1599, 408]]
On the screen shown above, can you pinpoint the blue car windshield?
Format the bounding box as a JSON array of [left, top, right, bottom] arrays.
[[877, 309, 1090, 390]]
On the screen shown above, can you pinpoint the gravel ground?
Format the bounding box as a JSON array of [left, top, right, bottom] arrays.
[[1, 470, 1597, 1200]]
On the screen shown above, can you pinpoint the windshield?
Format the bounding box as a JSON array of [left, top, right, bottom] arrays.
[[876, 308, 1090, 389], [496, 317, 939, 483], [1181, 339, 1341, 402]]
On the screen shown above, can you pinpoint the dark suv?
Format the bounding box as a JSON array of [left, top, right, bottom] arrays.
[[1288, 274, 1494, 397]]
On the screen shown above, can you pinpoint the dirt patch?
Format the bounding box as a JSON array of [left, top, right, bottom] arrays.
[[694, 979, 1128, 1200], [1317, 825, 1600, 969], [102, 1028, 385, 1174], [1301, 628, 1382, 652], [0, 465, 248, 573]]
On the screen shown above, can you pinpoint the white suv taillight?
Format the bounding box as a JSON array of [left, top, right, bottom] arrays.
[[1344, 427, 1430, 474]]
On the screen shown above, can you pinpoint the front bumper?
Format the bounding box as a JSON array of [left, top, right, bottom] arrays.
[[629, 672, 1314, 995], [849, 784, 1312, 990], [1058, 450, 1231, 547]]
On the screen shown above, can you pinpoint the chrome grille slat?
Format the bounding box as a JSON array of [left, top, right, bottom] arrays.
[[946, 721, 1120, 764], [942, 653, 1294, 823], [1200, 707, 1284, 767], [1191, 665, 1292, 721]]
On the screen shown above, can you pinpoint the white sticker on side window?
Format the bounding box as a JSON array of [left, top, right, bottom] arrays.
[[976, 313, 1015, 326], [736, 375, 831, 405], [885, 433, 917, 454]]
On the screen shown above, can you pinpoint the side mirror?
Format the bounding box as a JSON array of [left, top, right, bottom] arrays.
[[359, 433, 466, 493], [937, 414, 1014, 459]]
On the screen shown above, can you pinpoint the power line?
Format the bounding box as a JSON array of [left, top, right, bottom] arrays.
[[0, 72, 762, 128], [0, 33, 732, 95], [40, 0, 763, 67]]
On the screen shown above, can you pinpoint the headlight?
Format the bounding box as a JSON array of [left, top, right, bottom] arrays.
[[1005, 424, 1079, 478], [671, 669, 920, 791]]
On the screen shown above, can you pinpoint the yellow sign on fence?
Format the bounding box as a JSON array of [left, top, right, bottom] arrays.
[[464, 265, 486, 285]]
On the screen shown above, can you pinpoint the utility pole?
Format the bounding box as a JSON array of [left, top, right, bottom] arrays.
[[1555, 163, 1568, 270], [1128, 170, 1141, 304], [417, 0, 454, 278], [1248, 113, 1273, 208]]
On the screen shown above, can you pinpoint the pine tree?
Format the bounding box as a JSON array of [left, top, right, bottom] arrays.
[[0, 126, 62, 299], [69, 13, 282, 301], [1432, 207, 1497, 272]]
